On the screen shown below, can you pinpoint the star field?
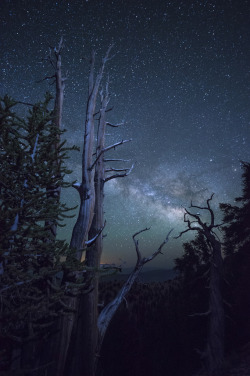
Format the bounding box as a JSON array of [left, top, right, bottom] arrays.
[[1, 0, 250, 267]]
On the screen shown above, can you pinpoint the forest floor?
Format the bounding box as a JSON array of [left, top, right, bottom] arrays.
[[228, 342, 250, 376], [194, 342, 250, 376]]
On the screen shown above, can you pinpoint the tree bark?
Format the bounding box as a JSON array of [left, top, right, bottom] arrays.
[[70, 48, 112, 260], [66, 48, 112, 376], [206, 234, 224, 376], [96, 229, 173, 372], [177, 195, 225, 376], [68, 82, 109, 376], [67, 46, 166, 376], [45, 37, 65, 239]]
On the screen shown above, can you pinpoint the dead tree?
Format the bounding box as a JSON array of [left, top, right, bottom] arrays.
[[176, 194, 224, 376], [97, 228, 173, 359], [67, 228, 172, 376], [44, 37, 66, 239], [39, 39, 71, 376], [66, 47, 134, 376], [70, 46, 115, 259], [58, 44, 172, 376], [11, 38, 68, 376]]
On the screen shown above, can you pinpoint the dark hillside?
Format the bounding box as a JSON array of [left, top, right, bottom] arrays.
[[100, 268, 176, 283]]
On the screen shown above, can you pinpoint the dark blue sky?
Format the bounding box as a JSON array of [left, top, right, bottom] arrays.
[[1, 0, 250, 267]]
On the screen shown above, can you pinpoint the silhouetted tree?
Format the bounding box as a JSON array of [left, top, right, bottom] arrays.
[[220, 161, 250, 346], [44, 37, 66, 240], [175, 232, 211, 282], [1, 41, 173, 376], [221, 162, 250, 256], [174, 232, 216, 374], [176, 194, 224, 376], [0, 93, 79, 374]]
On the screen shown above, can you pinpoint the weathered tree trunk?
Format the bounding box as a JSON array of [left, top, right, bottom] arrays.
[[12, 40, 66, 371], [45, 37, 65, 239], [177, 195, 225, 376], [207, 234, 224, 376], [41, 38, 75, 376], [97, 260, 144, 355], [66, 48, 112, 376], [52, 297, 78, 376], [95, 229, 173, 373], [83, 84, 108, 375], [70, 49, 111, 260], [67, 46, 159, 376], [68, 81, 109, 376]]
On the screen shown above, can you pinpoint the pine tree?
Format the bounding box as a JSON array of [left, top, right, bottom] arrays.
[[174, 233, 211, 371], [220, 161, 250, 256], [175, 232, 211, 282], [220, 162, 250, 347], [0, 94, 83, 373]]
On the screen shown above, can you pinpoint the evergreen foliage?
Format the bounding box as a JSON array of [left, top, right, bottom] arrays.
[[0, 94, 84, 371], [174, 232, 211, 281], [174, 234, 211, 370], [220, 162, 250, 347], [220, 161, 250, 256], [174, 232, 212, 326]]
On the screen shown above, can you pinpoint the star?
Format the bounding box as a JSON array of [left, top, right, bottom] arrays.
[[1, 0, 250, 268]]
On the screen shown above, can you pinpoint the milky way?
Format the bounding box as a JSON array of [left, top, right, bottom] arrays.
[[1, 0, 250, 267]]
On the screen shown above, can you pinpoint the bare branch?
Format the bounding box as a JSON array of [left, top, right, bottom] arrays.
[[72, 182, 82, 192], [175, 200, 215, 239], [132, 227, 151, 265], [43, 54, 56, 70], [97, 227, 172, 353], [104, 164, 134, 183], [105, 106, 114, 113], [36, 74, 56, 84], [174, 225, 200, 239], [181, 194, 219, 236], [94, 106, 114, 117], [97, 139, 132, 154], [106, 121, 124, 128], [185, 207, 203, 226], [54, 36, 64, 55], [142, 229, 174, 264], [90, 139, 132, 170], [189, 193, 215, 228], [15, 100, 35, 107], [103, 158, 131, 163], [105, 167, 130, 173], [85, 220, 106, 247], [102, 44, 115, 64]]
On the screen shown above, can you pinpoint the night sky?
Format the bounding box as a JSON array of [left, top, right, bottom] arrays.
[[1, 0, 250, 268]]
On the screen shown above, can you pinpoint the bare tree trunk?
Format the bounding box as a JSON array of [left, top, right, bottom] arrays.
[[52, 297, 78, 376], [16, 38, 67, 376], [96, 229, 173, 373], [68, 81, 109, 376], [207, 235, 224, 376], [45, 37, 65, 239], [67, 46, 152, 376], [177, 195, 225, 376], [41, 38, 75, 376], [70, 48, 112, 260], [82, 84, 108, 376], [66, 48, 112, 376]]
